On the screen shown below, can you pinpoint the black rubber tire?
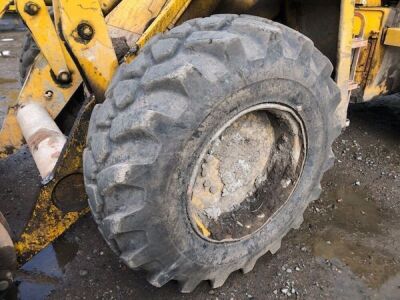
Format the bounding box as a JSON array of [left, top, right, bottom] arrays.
[[84, 14, 342, 292], [19, 33, 40, 85]]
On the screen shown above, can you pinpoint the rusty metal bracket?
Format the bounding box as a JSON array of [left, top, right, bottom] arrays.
[[14, 96, 95, 264]]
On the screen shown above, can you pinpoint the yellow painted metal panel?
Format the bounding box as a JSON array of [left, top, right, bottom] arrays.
[[57, 0, 118, 100], [136, 0, 192, 49], [353, 7, 391, 100], [0, 0, 84, 157], [15, 0, 71, 80], [384, 27, 400, 47], [355, 0, 381, 6], [0, 0, 12, 17], [106, 0, 168, 46], [335, 0, 355, 126]]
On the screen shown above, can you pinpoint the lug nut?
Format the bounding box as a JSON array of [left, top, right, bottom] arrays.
[[44, 90, 53, 99], [24, 2, 40, 15], [77, 23, 94, 41], [57, 71, 71, 83]]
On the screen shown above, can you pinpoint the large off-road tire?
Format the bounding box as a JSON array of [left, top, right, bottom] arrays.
[[84, 14, 342, 292]]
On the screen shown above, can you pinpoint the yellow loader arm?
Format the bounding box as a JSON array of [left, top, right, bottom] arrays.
[[0, 0, 191, 263], [0, 0, 12, 17]]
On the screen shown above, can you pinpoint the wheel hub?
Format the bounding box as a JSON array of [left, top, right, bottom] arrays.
[[188, 104, 306, 242]]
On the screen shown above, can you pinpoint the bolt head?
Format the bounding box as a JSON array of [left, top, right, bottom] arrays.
[[57, 71, 71, 83], [77, 23, 94, 41], [44, 90, 53, 99], [83, 27, 92, 36], [24, 2, 40, 15]]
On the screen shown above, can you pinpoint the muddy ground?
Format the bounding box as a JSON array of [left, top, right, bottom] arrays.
[[0, 30, 399, 300]]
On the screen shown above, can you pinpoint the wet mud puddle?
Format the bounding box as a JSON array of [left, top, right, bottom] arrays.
[[4, 238, 78, 300], [308, 180, 400, 289]]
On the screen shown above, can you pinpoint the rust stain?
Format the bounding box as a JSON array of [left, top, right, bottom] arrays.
[[51, 151, 61, 159], [27, 128, 62, 151]]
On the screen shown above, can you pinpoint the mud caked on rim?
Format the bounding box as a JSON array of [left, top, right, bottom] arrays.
[[189, 104, 307, 242]]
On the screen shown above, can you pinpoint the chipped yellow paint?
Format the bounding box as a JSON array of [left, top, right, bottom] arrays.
[[383, 27, 400, 47], [353, 7, 391, 101], [193, 215, 211, 238], [106, 0, 169, 46], [15, 196, 89, 260], [363, 83, 388, 100], [7, 3, 15, 11], [14, 97, 95, 263]]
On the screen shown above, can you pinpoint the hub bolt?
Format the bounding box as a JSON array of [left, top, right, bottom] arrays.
[[57, 71, 71, 84], [44, 90, 53, 99], [24, 2, 40, 15], [77, 23, 94, 41]]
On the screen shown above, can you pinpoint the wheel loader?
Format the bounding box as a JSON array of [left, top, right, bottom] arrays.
[[0, 0, 399, 293]]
